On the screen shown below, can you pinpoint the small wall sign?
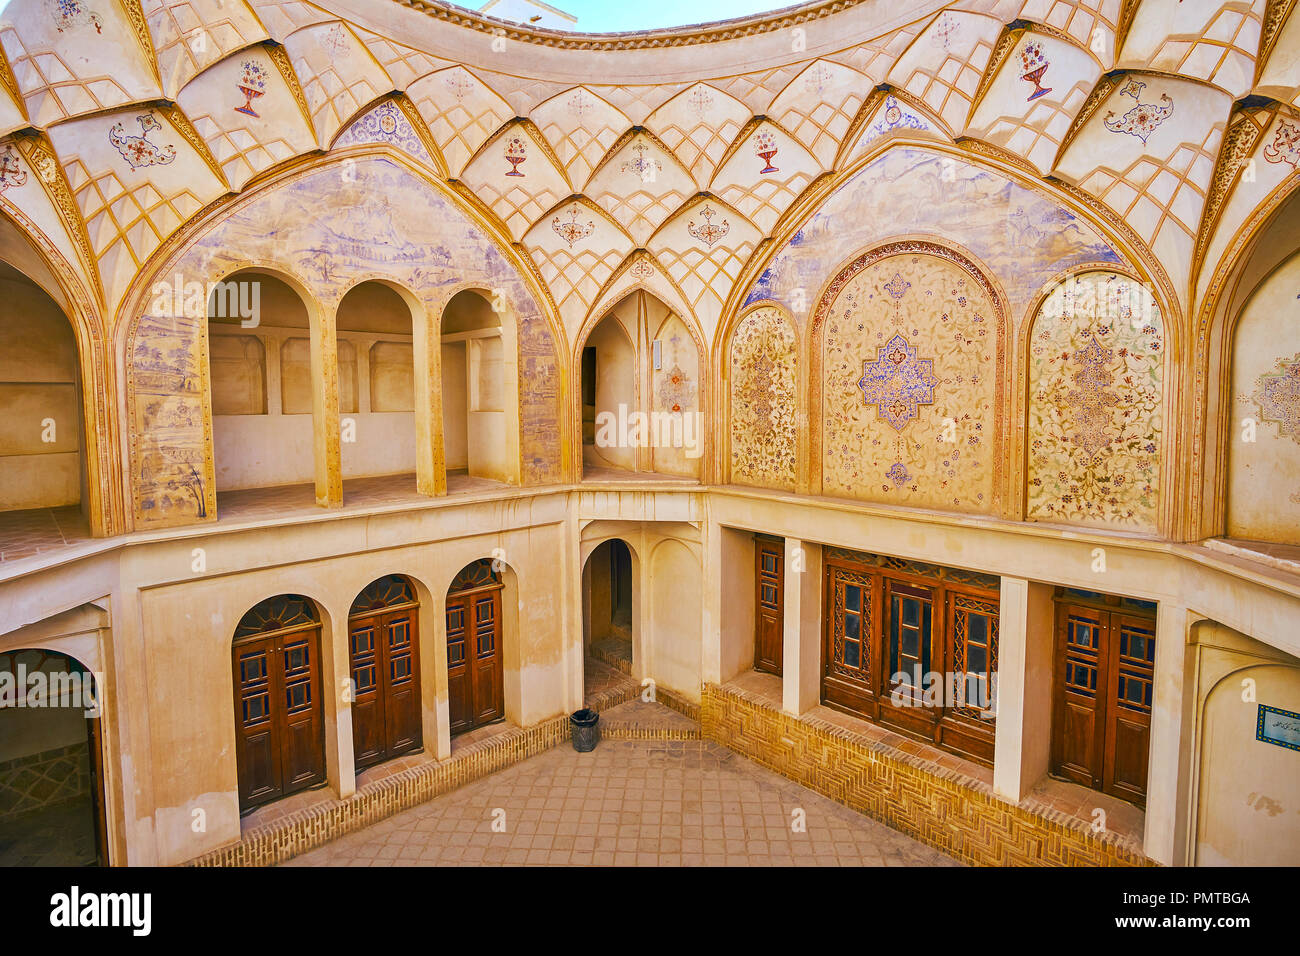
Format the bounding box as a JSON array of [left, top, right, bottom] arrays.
[[1256, 704, 1300, 752]]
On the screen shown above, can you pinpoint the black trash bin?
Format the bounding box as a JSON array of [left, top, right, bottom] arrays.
[[570, 708, 600, 752]]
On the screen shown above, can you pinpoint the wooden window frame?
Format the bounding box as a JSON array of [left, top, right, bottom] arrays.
[[821, 550, 999, 766]]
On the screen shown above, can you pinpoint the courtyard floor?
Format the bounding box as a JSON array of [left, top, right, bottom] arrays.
[[284, 738, 959, 867]]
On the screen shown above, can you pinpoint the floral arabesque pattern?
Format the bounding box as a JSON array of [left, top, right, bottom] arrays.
[[821, 251, 999, 512], [1027, 272, 1163, 531], [729, 306, 797, 490]]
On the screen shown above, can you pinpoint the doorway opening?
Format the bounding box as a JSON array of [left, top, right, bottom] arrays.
[[584, 539, 633, 674], [348, 575, 422, 770], [0, 648, 106, 865], [446, 559, 506, 736], [1051, 588, 1157, 808], [232, 594, 327, 813]]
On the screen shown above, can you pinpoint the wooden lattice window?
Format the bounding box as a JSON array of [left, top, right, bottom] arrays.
[[449, 559, 501, 593], [350, 575, 417, 616]]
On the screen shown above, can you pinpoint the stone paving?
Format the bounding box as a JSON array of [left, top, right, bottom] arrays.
[[285, 738, 959, 867]]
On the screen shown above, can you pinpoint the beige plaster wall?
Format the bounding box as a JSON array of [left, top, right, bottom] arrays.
[[0, 275, 81, 511], [1192, 621, 1300, 866], [1227, 251, 1300, 544]]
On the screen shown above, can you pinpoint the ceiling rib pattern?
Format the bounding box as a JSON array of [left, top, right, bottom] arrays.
[[0, 0, 1293, 329]]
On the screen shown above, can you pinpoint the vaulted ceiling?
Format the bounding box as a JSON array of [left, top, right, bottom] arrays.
[[0, 0, 1296, 342]]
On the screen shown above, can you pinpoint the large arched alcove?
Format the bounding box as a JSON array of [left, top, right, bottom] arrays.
[[1225, 247, 1300, 547], [125, 154, 563, 530], [441, 289, 520, 486], [208, 270, 315, 496], [338, 281, 421, 491], [0, 647, 105, 866], [0, 258, 89, 552], [580, 289, 702, 480]]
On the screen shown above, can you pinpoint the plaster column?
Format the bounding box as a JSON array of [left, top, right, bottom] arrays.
[[310, 299, 343, 508], [782, 537, 821, 716], [1143, 604, 1196, 866], [413, 301, 446, 497], [992, 576, 1055, 802], [701, 513, 724, 686], [264, 333, 283, 416], [322, 610, 356, 799]]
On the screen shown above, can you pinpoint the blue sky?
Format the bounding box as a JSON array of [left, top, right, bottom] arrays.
[[531, 0, 794, 32]]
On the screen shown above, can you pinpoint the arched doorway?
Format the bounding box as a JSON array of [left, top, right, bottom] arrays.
[[232, 594, 326, 812], [348, 575, 422, 769], [445, 559, 505, 736], [583, 539, 633, 674], [0, 648, 106, 865]]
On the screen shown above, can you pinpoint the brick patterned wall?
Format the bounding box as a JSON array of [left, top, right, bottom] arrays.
[[188, 713, 574, 867], [701, 683, 1154, 867], [0, 742, 90, 820]]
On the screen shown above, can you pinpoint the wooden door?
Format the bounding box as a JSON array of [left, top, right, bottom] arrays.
[[350, 606, 422, 770], [1103, 614, 1155, 806], [754, 537, 783, 676], [446, 585, 504, 735], [1051, 601, 1155, 806], [1052, 603, 1106, 788], [470, 591, 504, 726], [233, 627, 325, 812]]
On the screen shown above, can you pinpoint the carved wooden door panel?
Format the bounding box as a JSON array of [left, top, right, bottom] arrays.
[[349, 615, 386, 769], [446, 596, 473, 736], [1052, 603, 1107, 790], [754, 537, 783, 676], [1102, 613, 1155, 807], [470, 591, 505, 727], [233, 626, 325, 812]]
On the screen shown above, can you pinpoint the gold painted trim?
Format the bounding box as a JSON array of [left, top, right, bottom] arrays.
[[395, 0, 870, 51], [265, 43, 315, 145], [11, 131, 105, 309]]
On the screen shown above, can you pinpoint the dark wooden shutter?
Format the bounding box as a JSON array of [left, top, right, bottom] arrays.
[[754, 537, 784, 676]]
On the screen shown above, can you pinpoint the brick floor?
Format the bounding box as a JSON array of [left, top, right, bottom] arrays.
[[284, 739, 960, 867]]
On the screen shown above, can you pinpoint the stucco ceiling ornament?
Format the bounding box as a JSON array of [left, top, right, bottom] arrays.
[[1103, 80, 1173, 145], [1263, 121, 1300, 170], [754, 129, 780, 174], [687, 204, 729, 246], [50, 0, 102, 33], [551, 203, 594, 247], [110, 113, 176, 169], [1019, 41, 1053, 102], [0, 145, 27, 194], [236, 61, 268, 118], [504, 135, 527, 176]]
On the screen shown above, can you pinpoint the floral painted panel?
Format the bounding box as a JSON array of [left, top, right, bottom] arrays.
[[1027, 272, 1162, 531], [729, 306, 797, 490], [821, 249, 1000, 513]]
